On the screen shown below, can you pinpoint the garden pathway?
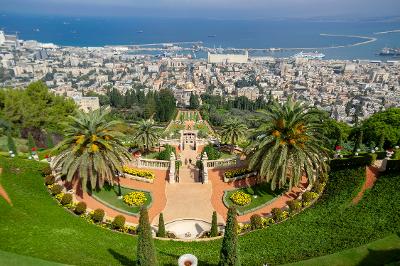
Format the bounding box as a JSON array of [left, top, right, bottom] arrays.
[[352, 166, 379, 205], [157, 182, 224, 224], [0, 168, 12, 206], [208, 168, 308, 223]]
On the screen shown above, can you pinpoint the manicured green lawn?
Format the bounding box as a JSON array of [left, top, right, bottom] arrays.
[[0, 250, 67, 266], [285, 233, 400, 266], [91, 186, 152, 215], [1, 156, 400, 265], [224, 183, 283, 214]]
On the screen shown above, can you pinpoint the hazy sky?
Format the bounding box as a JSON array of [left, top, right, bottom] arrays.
[[1, 0, 400, 19]]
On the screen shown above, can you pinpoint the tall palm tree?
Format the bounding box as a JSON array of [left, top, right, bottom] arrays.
[[133, 119, 159, 153], [220, 119, 248, 154], [248, 98, 329, 191], [53, 108, 131, 191]]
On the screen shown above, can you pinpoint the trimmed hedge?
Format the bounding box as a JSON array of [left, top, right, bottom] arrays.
[[60, 193, 73, 206], [385, 159, 400, 173], [74, 202, 87, 215], [111, 215, 126, 229], [330, 153, 377, 169], [91, 209, 105, 223]]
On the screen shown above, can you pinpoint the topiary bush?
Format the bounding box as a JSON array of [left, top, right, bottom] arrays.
[[44, 175, 55, 185], [50, 184, 62, 195], [112, 215, 126, 229], [302, 191, 318, 206], [60, 193, 73, 205], [250, 214, 263, 230], [156, 213, 166, 237], [202, 144, 221, 160], [287, 199, 302, 213], [271, 208, 288, 222], [74, 202, 87, 215], [42, 165, 52, 176], [210, 211, 219, 237], [91, 208, 105, 223]]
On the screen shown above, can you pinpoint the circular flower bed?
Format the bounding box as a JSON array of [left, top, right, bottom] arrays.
[[230, 191, 252, 206], [122, 191, 147, 206]]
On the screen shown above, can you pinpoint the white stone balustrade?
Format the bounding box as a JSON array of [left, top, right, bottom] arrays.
[[206, 157, 237, 169], [132, 157, 170, 169]]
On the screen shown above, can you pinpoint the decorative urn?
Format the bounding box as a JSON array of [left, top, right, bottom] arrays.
[[178, 254, 198, 266]]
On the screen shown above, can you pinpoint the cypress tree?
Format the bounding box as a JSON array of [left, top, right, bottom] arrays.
[[27, 132, 36, 151], [353, 130, 363, 154], [137, 207, 157, 266], [378, 134, 385, 151], [7, 130, 17, 155], [219, 206, 240, 266], [46, 133, 54, 149], [156, 213, 166, 238], [210, 211, 219, 237]]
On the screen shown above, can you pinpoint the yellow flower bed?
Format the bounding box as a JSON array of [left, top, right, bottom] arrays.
[[122, 166, 155, 180], [224, 168, 252, 179], [122, 191, 147, 207], [230, 191, 252, 206]]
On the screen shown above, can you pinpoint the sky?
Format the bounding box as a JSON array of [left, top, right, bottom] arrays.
[[1, 0, 400, 20]]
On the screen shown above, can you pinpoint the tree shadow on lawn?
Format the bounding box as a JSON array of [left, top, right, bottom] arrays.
[[108, 248, 135, 266], [356, 248, 400, 266], [158, 250, 217, 266]]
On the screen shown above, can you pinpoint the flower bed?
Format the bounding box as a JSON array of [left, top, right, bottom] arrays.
[[223, 168, 256, 182], [230, 191, 252, 206], [122, 191, 147, 207], [122, 166, 155, 182]]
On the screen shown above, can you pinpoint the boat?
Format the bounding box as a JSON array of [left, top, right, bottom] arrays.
[[379, 47, 400, 56], [33, 28, 40, 32], [293, 51, 325, 59], [208, 35, 217, 38], [137, 30, 144, 33]]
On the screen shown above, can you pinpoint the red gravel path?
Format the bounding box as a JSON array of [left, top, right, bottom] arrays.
[[0, 168, 12, 206], [352, 166, 379, 205]]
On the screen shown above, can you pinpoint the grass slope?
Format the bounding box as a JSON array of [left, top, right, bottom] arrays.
[[0, 156, 400, 265]]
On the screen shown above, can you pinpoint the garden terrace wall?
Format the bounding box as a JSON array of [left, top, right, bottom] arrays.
[[206, 158, 238, 169], [131, 158, 170, 169]]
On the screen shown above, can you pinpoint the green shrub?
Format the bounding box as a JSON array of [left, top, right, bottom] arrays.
[[137, 207, 157, 266], [330, 153, 376, 169], [210, 211, 219, 237], [271, 208, 289, 222], [250, 214, 263, 230], [202, 144, 221, 160], [60, 193, 73, 205], [74, 202, 87, 215], [156, 145, 175, 161], [302, 191, 318, 205], [91, 209, 105, 223], [111, 215, 126, 229], [42, 165, 52, 176], [312, 182, 326, 194], [156, 213, 166, 237], [385, 159, 400, 174], [44, 175, 55, 185], [261, 217, 275, 227], [219, 206, 240, 265], [50, 184, 62, 195], [287, 199, 302, 213]]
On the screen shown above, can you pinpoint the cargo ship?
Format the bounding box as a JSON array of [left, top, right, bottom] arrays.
[[379, 47, 400, 57], [293, 51, 325, 59]]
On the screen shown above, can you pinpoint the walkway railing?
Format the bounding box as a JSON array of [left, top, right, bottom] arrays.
[[131, 158, 170, 169], [206, 157, 238, 169]]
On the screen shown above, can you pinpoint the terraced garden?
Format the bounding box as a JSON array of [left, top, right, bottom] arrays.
[[1, 156, 400, 265]]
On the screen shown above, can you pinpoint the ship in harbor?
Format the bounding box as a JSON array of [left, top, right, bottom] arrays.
[[379, 47, 400, 57], [293, 51, 325, 59]]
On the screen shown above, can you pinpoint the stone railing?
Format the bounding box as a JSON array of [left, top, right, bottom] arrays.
[[206, 157, 238, 169], [131, 158, 170, 169]]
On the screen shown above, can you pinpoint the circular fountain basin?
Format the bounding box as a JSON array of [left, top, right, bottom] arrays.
[[165, 219, 211, 240]]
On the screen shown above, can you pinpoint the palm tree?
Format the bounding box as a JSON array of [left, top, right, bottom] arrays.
[[248, 98, 329, 191], [133, 119, 159, 153], [52, 108, 131, 191], [220, 120, 248, 154]]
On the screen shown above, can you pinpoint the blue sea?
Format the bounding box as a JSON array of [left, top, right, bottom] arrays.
[[1, 14, 400, 60]]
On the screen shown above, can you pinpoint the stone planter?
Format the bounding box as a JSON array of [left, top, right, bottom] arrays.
[[224, 172, 257, 183], [178, 254, 198, 266], [123, 173, 154, 183]]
